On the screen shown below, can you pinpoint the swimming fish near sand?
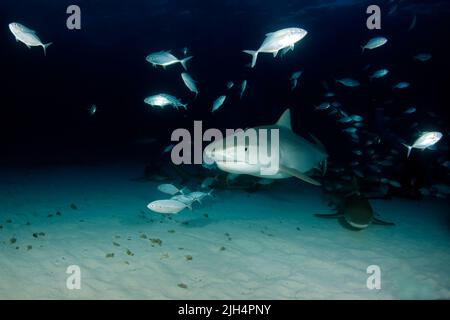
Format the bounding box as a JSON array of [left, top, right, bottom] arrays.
[[147, 199, 191, 214], [157, 183, 186, 196], [9, 22, 52, 55], [186, 190, 214, 204]]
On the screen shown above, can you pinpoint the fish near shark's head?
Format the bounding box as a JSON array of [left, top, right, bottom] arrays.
[[203, 128, 281, 177]]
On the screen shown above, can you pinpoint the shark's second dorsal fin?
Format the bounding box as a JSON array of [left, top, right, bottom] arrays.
[[276, 109, 292, 130]]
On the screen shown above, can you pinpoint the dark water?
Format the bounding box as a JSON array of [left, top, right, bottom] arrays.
[[0, 0, 450, 301], [0, 0, 449, 183]]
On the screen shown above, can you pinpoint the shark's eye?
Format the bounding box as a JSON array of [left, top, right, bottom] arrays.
[[245, 147, 248, 152]]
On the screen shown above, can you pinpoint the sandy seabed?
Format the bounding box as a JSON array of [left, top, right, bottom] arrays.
[[0, 162, 449, 299]]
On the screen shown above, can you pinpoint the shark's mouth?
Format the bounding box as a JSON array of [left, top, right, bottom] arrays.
[[347, 220, 370, 229]]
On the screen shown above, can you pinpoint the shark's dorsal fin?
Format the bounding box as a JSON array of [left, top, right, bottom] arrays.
[[276, 109, 292, 130]]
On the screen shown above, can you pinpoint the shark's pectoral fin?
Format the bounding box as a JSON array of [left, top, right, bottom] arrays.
[[279, 165, 321, 186], [372, 217, 395, 226], [314, 212, 342, 219]]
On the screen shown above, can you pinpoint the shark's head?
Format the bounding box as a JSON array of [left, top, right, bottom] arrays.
[[203, 128, 280, 177]]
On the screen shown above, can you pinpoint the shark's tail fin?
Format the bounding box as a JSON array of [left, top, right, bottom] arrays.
[[402, 143, 413, 158], [243, 50, 258, 68], [42, 42, 52, 56], [180, 56, 193, 70]]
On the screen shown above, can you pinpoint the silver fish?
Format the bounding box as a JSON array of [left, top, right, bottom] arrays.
[[147, 199, 191, 214], [393, 82, 410, 89], [146, 50, 193, 70], [144, 94, 187, 110], [403, 107, 416, 114], [361, 37, 388, 52], [9, 22, 52, 55], [369, 69, 389, 80], [181, 72, 198, 97], [414, 53, 432, 62], [336, 78, 360, 87], [240, 80, 248, 99], [403, 131, 443, 157], [243, 27, 308, 67], [212, 95, 226, 113]]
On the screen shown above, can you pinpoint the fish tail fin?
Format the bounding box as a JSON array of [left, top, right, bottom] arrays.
[[402, 143, 412, 158], [42, 42, 52, 56], [180, 56, 193, 70], [182, 103, 188, 110], [361, 46, 365, 53], [243, 50, 258, 68], [207, 189, 214, 198]]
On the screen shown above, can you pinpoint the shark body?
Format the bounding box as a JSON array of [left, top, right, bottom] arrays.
[[203, 109, 328, 186]]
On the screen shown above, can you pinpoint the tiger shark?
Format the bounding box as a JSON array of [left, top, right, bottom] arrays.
[[203, 109, 328, 186]]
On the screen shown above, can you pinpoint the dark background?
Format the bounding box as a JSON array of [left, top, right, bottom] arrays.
[[0, 0, 449, 166]]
